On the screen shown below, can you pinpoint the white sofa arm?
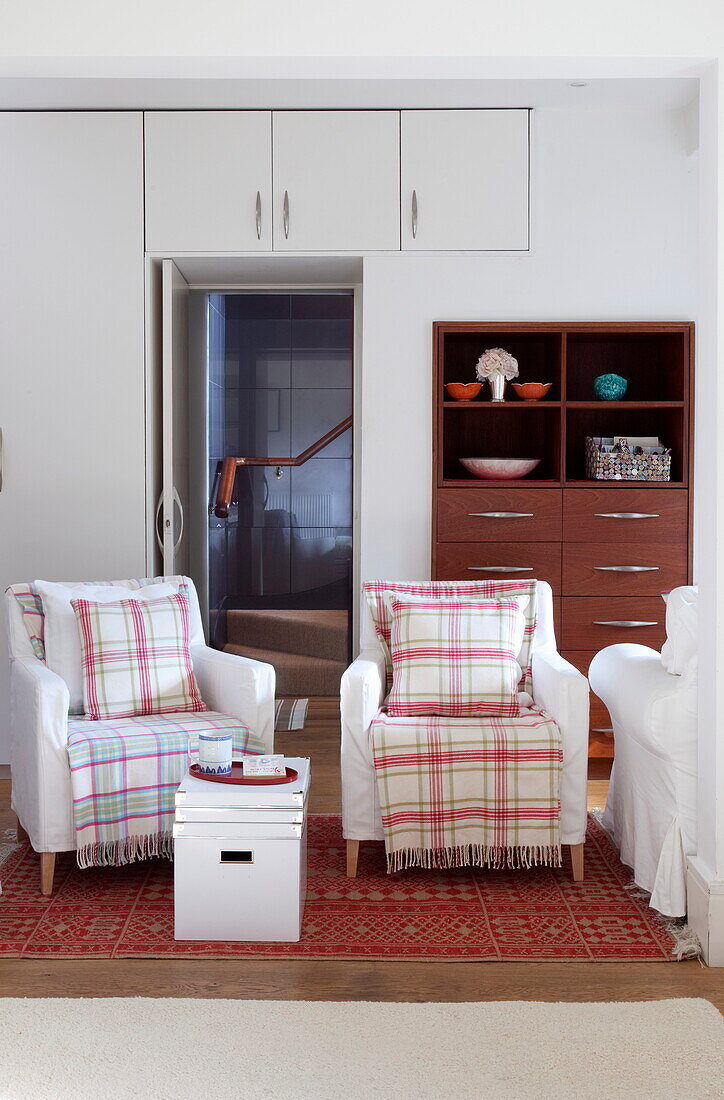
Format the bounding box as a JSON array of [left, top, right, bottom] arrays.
[[532, 649, 590, 845], [340, 648, 386, 841], [341, 648, 386, 734], [191, 645, 275, 753], [589, 643, 695, 767], [10, 658, 74, 852]]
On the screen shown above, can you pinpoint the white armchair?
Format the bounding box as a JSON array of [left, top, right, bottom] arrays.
[[5, 577, 275, 894], [341, 580, 590, 877], [589, 586, 698, 918]]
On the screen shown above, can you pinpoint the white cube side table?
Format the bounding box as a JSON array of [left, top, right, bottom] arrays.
[[173, 757, 310, 942]]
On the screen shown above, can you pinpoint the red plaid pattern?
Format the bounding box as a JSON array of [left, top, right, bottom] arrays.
[[72, 591, 205, 721], [386, 596, 526, 718], [371, 707, 562, 872], [364, 580, 538, 695]]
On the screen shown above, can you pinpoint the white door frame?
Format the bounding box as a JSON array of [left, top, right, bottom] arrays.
[[145, 268, 362, 648]]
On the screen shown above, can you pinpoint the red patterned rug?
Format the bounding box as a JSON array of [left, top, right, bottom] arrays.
[[0, 814, 674, 961]]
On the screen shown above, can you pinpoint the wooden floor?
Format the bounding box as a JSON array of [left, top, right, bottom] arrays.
[[1, 698, 722, 1007]]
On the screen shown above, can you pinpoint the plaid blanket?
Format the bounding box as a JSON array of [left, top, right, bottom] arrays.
[[370, 706, 562, 873], [67, 710, 265, 868]]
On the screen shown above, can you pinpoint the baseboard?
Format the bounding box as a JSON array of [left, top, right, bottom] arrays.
[[687, 855, 724, 966]]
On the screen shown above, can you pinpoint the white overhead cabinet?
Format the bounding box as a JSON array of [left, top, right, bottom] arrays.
[[145, 111, 272, 252], [401, 109, 530, 251], [144, 109, 529, 253], [272, 111, 400, 251]]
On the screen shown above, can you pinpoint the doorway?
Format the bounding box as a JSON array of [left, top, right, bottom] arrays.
[[206, 291, 354, 696]]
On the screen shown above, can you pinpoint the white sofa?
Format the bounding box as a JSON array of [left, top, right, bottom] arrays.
[[341, 580, 590, 877], [589, 586, 698, 918], [5, 577, 275, 890]]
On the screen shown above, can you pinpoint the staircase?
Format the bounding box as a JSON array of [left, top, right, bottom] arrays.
[[224, 609, 349, 696]]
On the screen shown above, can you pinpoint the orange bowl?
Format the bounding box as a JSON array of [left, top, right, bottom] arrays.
[[512, 382, 552, 402], [445, 382, 483, 402]]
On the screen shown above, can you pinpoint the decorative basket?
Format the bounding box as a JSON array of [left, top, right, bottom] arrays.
[[585, 437, 671, 482]]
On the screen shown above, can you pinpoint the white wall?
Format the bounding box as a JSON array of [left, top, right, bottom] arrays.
[[359, 106, 698, 583], [0, 113, 147, 763]]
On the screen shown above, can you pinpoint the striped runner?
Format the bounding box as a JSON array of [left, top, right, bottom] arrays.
[[275, 698, 309, 732]]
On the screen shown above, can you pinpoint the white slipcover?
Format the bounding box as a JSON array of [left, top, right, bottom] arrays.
[[589, 601, 698, 919], [341, 581, 590, 849], [5, 577, 276, 854]]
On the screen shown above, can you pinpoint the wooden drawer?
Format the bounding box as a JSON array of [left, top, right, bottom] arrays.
[[437, 488, 562, 542], [563, 542, 688, 596], [435, 541, 561, 591], [563, 488, 688, 545], [561, 597, 666, 651]]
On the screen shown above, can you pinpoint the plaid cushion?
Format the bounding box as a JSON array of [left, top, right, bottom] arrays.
[[6, 585, 46, 661], [72, 591, 206, 721], [364, 580, 538, 696], [67, 710, 265, 867], [7, 576, 184, 664], [386, 596, 526, 718]]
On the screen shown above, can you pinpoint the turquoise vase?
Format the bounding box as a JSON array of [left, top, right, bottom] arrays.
[[594, 373, 628, 401]]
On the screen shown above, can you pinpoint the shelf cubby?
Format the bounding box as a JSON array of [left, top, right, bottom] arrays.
[[440, 327, 563, 402], [565, 405, 688, 485], [564, 328, 689, 403], [441, 404, 561, 484]]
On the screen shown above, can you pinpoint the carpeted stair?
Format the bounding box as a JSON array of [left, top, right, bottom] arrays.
[[224, 608, 348, 696]]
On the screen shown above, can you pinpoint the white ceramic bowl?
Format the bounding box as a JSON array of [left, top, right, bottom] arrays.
[[459, 457, 541, 480]]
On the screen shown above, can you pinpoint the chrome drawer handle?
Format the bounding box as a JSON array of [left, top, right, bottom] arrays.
[[593, 620, 658, 627], [594, 512, 660, 519], [591, 727, 614, 734], [594, 565, 660, 573], [283, 190, 290, 239], [411, 189, 418, 239], [468, 566, 533, 573], [468, 511, 534, 519], [255, 191, 262, 240]]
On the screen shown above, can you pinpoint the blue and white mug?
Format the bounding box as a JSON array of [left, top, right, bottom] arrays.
[[196, 731, 233, 776]]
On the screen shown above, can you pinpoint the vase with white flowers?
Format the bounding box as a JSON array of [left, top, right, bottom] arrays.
[[476, 347, 519, 402]]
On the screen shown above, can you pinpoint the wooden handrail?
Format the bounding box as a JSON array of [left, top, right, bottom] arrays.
[[214, 414, 352, 519]]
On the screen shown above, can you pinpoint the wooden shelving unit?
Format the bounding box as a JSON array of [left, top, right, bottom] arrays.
[[432, 321, 694, 760]]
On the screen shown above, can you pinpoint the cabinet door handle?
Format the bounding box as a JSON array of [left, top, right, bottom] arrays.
[[468, 511, 534, 519], [255, 191, 262, 240], [411, 189, 418, 239], [468, 566, 533, 573], [594, 565, 660, 573], [283, 190, 289, 239], [594, 512, 660, 520], [593, 620, 658, 627], [591, 727, 614, 734]]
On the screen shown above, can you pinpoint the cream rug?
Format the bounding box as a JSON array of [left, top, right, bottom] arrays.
[[0, 998, 722, 1099]]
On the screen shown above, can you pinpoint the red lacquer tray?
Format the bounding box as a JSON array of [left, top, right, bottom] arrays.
[[189, 762, 299, 785]]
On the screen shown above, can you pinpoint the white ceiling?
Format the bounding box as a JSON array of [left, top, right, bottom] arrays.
[[0, 75, 699, 112]]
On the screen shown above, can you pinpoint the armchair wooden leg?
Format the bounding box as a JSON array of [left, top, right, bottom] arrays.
[[16, 817, 29, 844], [346, 840, 360, 878], [40, 853, 56, 897], [570, 843, 584, 882]]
